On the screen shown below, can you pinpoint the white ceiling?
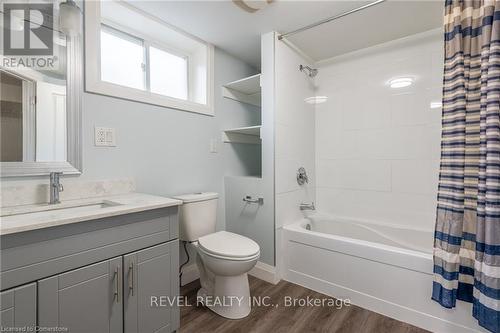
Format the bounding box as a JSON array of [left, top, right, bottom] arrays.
[[132, 0, 444, 68]]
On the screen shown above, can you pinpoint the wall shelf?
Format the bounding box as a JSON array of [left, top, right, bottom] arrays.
[[223, 125, 261, 144], [222, 74, 261, 107]]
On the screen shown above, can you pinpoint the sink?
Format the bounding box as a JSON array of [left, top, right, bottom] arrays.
[[1, 200, 122, 217], [38, 202, 121, 215]]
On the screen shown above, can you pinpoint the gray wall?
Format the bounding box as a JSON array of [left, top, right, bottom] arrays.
[[81, 48, 259, 231], [2, 48, 259, 234], [223, 34, 276, 266]]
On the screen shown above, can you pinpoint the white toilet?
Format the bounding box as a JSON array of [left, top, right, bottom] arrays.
[[173, 192, 260, 319]]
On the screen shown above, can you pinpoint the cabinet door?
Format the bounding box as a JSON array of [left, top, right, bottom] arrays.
[[38, 257, 123, 333], [124, 241, 179, 333], [0, 282, 36, 330]]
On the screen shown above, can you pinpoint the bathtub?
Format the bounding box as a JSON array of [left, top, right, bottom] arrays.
[[282, 214, 487, 333]]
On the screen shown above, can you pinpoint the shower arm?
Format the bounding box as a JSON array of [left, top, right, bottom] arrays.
[[299, 64, 318, 77]]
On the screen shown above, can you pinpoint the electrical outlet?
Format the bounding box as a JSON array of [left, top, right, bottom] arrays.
[[95, 127, 106, 146], [95, 127, 116, 147]]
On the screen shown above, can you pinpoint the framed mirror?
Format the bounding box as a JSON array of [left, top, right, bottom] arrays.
[[0, 2, 82, 177]]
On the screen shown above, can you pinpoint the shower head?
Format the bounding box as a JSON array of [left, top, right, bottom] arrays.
[[299, 64, 318, 78]]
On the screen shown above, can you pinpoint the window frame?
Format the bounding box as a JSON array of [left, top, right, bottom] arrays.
[[84, 1, 214, 116]]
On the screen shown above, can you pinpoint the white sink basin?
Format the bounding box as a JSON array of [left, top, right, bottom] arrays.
[[0, 193, 182, 236], [1, 200, 122, 217]]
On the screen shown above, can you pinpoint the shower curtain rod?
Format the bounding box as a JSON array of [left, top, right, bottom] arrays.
[[277, 0, 386, 40]]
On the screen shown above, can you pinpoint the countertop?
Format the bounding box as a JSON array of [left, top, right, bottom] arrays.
[[0, 193, 182, 236]]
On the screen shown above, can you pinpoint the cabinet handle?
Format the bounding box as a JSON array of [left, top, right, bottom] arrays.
[[128, 262, 134, 296], [113, 267, 120, 303]]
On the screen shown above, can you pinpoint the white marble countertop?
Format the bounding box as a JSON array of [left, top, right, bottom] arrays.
[[0, 193, 182, 236]]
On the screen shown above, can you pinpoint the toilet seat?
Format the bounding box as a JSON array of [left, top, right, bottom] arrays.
[[198, 231, 260, 260], [198, 247, 260, 261]]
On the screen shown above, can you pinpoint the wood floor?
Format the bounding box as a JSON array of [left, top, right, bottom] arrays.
[[179, 276, 429, 333]]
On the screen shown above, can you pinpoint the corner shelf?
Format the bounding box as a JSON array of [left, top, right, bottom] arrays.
[[222, 74, 261, 107], [222, 125, 261, 145]]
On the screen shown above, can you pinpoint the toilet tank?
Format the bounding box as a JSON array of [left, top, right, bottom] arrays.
[[172, 192, 219, 242]]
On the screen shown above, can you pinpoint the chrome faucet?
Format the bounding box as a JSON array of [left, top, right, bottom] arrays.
[[49, 172, 64, 204], [300, 202, 315, 211]]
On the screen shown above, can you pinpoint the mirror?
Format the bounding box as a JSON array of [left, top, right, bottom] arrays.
[[0, 1, 82, 177], [1, 64, 67, 163]]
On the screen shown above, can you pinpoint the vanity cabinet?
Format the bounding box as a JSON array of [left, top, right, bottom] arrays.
[[1, 206, 180, 333], [37, 241, 177, 333], [38, 257, 123, 333], [0, 283, 37, 330], [124, 242, 176, 333]]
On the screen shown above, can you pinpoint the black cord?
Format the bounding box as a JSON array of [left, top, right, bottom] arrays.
[[179, 241, 190, 286]]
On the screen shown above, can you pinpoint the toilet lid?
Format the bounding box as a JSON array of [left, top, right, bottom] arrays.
[[198, 231, 260, 258]]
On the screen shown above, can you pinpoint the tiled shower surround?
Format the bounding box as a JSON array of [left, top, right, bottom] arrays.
[[315, 30, 443, 230]]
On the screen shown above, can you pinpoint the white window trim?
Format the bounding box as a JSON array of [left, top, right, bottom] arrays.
[[84, 0, 214, 116]]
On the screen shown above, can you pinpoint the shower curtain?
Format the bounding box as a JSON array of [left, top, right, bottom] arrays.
[[433, 1, 500, 332]]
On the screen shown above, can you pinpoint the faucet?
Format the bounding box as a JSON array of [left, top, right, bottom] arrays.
[[300, 202, 315, 211], [49, 172, 64, 204]]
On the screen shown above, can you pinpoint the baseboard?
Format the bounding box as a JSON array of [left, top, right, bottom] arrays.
[[285, 269, 484, 333], [249, 261, 280, 285], [181, 261, 280, 286], [180, 264, 199, 286]]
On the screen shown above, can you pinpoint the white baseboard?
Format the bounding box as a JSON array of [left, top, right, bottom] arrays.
[[180, 264, 199, 286], [249, 261, 280, 285], [181, 261, 280, 286], [285, 269, 484, 333]]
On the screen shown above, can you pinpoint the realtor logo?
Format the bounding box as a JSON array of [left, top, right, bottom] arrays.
[[3, 3, 53, 56]]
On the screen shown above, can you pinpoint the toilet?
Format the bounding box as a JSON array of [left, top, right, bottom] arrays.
[[173, 192, 260, 319]]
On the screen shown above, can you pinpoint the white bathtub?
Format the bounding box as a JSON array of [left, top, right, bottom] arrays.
[[282, 214, 487, 333]]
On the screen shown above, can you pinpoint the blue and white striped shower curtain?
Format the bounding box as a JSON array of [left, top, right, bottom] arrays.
[[433, 1, 500, 332]]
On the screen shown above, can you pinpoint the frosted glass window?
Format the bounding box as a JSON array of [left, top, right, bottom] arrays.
[[149, 47, 188, 100], [100, 26, 145, 90]]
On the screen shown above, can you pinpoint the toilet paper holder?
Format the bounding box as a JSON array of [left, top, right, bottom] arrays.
[[243, 196, 264, 205]]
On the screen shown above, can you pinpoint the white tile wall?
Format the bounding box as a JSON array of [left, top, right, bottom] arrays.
[[315, 30, 443, 230], [317, 159, 391, 191], [274, 37, 316, 230], [267, 32, 317, 276]]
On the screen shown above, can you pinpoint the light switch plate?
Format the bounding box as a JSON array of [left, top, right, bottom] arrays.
[[105, 128, 116, 146], [210, 138, 218, 153], [95, 127, 116, 147]]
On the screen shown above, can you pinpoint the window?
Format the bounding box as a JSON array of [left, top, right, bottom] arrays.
[[85, 1, 214, 115], [149, 46, 188, 100], [100, 26, 145, 91], [99, 25, 189, 101]]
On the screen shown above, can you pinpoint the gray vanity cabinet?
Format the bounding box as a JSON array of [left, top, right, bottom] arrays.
[[38, 257, 123, 333], [37, 241, 179, 333], [0, 283, 37, 330], [124, 242, 179, 333], [1, 207, 180, 333]]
